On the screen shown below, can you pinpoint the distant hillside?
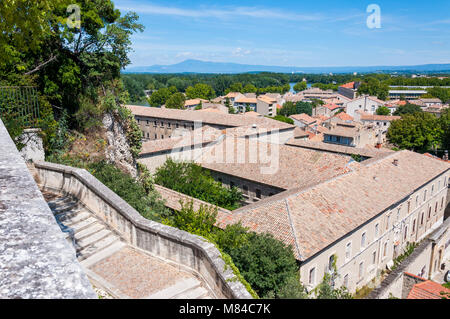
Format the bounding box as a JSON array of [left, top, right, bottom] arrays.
[[124, 59, 450, 74]]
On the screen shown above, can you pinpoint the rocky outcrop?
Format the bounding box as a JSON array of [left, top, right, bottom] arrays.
[[18, 129, 45, 163], [102, 112, 138, 178]]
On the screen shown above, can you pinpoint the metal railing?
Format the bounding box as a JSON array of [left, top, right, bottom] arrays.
[[0, 86, 40, 128]]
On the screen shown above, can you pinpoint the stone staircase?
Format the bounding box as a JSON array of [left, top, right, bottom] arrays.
[[42, 191, 213, 299], [145, 278, 211, 299], [45, 193, 126, 264]]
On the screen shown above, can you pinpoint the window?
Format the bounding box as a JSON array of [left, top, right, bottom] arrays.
[[442, 197, 445, 209], [386, 215, 390, 230], [343, 274, 349, 288], [309, 267, 316, 285], [345, 242, 352, 260], [383, 241, 388, 257], [421, 212, 424, 225], [375, 224, 379, 238], [328, 255, 335, 272], [435, 202, 438, 214], [431, 185, 434, 195], [412, 219, 416, 233], [243, 185, 248, 195], [372, 251, 377, 265], [428, 207, 431, 219], [154, 121, 157, 126], [361, 232, 366, 249], [404, 226, 408, 241], [218, 178, 222, 183], [176, 123, 179, 128], [230, 181, 235, 188], [397, 208, 401, 222], [256, 189, 261, 199], [359, 262, 364, 279], [416, 195, 419, 208]]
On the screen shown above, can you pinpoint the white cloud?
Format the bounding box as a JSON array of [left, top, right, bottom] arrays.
[[232, 48, 251, 57], [116, 2, 325, 21]]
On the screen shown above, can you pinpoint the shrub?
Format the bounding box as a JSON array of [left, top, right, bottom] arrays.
[[163, 201, 217, 239], [88, 161, 169, 222], [227, 232, 300, 298], [154, 158, 243, 210]]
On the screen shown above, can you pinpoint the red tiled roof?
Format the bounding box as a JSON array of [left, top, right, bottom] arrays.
[[334, 112, 354, 121], [340, 82, 355, 89], [324, 103, 342, 111], [407, 281, 450, 299]]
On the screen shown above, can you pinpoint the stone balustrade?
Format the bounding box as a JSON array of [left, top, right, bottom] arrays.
[[34, 161, 253, 299]]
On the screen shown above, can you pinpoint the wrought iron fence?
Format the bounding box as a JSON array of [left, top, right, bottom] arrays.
[[0, 86, 40, 128]]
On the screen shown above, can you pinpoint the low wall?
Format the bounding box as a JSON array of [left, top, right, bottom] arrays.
[[367, 239, 433, 299], [34, 161, 252, 299], [0, 120, 96, 299]]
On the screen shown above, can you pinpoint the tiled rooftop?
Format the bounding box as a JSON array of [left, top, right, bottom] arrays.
[[290, 113, 316, 125], [128, 105, 294, 130], [217, 151, 449, 260], [407, 280, 450, 299], [198, 137, 355, 190], [285, 139, 393, 159]]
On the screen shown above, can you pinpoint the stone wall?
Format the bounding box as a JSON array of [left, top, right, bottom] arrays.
[[34, 161, 253, 299], [18, 128, 45, 162], [367, 237, 433, 299], [0, 119, 96, 299]]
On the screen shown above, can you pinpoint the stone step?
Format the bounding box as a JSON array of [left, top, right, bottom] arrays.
[[173, 286, 209, 299], [55, 208, 85, 223], [67, 216, 98, 234], [77, 235, 121, 261], [62, 211, 92, 227], [73, 223, 106, 241], [48, 196, 74, 208], [76, 228, 111, 250], [80, 241, 127, 268], [145, 278, 200, 299], [51, 201, 79, 214]]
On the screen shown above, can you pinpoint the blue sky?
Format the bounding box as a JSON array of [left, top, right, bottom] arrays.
[[114, 0, 450, 68]]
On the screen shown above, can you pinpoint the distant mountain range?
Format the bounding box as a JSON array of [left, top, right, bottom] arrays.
[[124, 59, 450, 74]]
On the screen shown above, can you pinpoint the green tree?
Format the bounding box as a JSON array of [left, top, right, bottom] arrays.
[[165, 92, 186, 109], [227, 232, 300, 298], [427, 87, 450, 103], [358, 77, 389, 101], [387, 112, 442, 152], [186, 83, 215, 100], [296, 101, 313, 116], [149, 86, 177, 107], [243, 84, 257, 93], [393, 103, 423, 116], [154, 159, 243, 210], [293, 81, 307, 92], [376, 106, 391, 116], [439, 108, 450, 151], [226, 82, 244, 94]]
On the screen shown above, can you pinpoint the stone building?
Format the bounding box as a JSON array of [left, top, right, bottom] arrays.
[[216, 151, 449, 294], [127, 105, 295, 142]]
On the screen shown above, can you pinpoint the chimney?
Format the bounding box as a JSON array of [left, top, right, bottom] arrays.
[[393, 159, 399, 166]]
